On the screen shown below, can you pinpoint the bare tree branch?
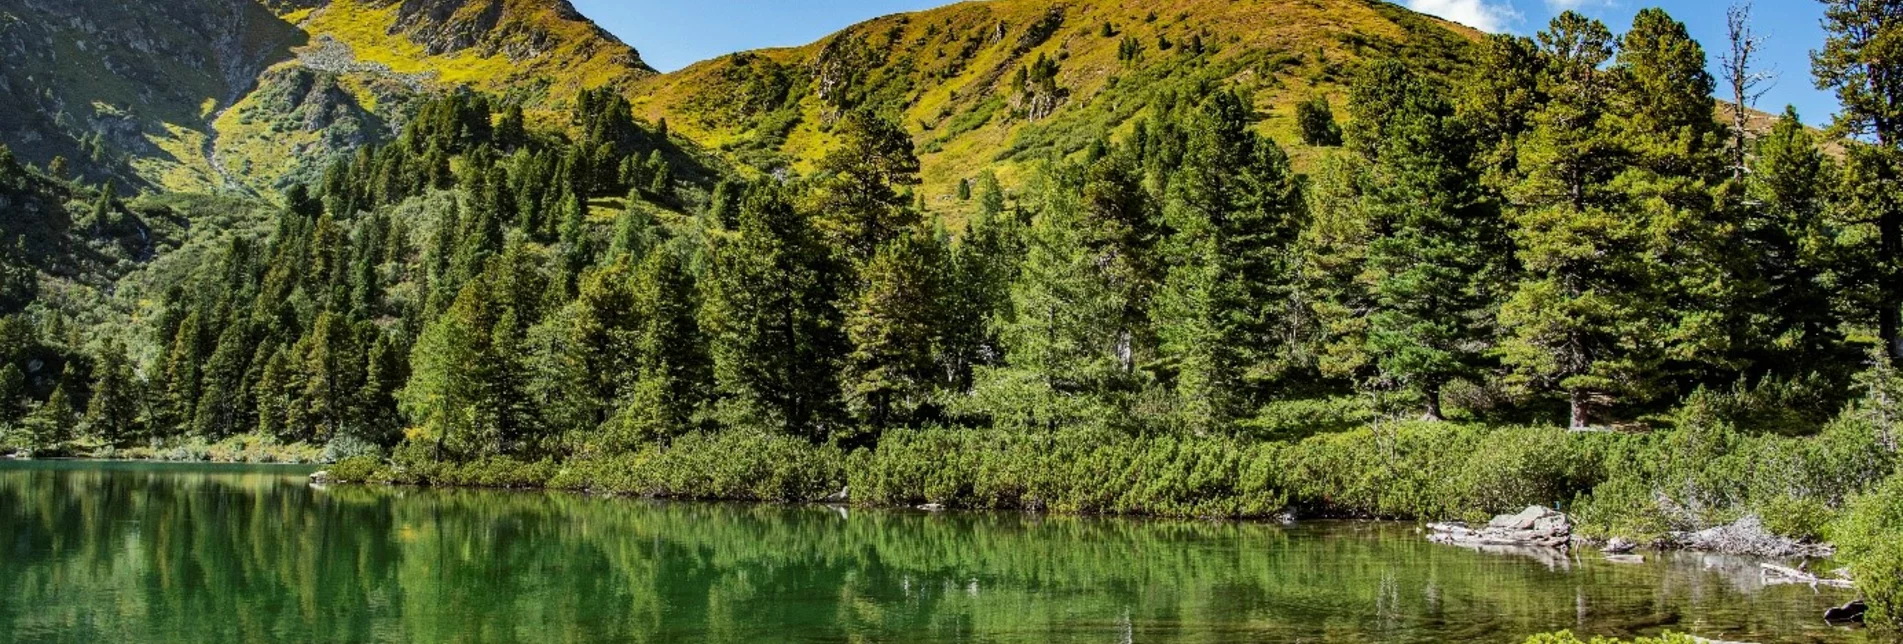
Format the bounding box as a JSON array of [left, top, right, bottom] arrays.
[[1722, 1, 1777, 178]]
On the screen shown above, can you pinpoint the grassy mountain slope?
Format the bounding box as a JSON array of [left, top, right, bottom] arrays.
[[628, 0, 1481, 220], [0, 0, 652, 194]]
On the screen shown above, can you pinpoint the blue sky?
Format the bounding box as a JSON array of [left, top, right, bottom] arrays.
[[571, 0, 1839, 125]]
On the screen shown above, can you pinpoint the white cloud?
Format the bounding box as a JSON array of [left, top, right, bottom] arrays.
[[1404, 0, 1521, 33], [1545, 0, 1616, 10]]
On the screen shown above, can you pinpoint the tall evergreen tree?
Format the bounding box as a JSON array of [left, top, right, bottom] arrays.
[[702, 186, 847, 440], [83, 341, 140, 445], [1347, 62, 1505, 420], [611, 248, 711, 446], [1814, 0, 1903, 359], [814, 109, 923, 264], [844, 228, 950, 433], [1155, 90, 1304, 433], [1499, 12, 1651, 429]]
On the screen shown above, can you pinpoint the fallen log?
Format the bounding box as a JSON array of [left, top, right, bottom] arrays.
[[1759, 562, 1854, 589]]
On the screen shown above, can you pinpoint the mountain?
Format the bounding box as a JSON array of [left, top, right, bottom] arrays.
[[628, 0, 1481, 220], [0, 0, 651, 194]]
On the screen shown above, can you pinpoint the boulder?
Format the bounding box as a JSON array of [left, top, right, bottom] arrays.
[[309, 470, 332, 484], [1429, 506, 1572, 550], [1824, 600, 1867, 624], [917, 503, 946, 512], [1603, 537, 1638, 554]]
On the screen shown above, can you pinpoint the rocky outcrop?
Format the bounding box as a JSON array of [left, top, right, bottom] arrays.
[[1429, 506, 1572, 549]]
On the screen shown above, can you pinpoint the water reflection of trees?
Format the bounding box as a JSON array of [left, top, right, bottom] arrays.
[[0, 465, 1868, 643]]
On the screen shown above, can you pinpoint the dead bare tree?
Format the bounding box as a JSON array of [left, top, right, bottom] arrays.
[[1721, 1, 1776, 178]]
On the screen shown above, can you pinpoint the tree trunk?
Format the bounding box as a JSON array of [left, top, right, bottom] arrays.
[[1421, 384, 1444, 422], [1885, 207, 1901, 362], [1569, 390, 1591, 431]]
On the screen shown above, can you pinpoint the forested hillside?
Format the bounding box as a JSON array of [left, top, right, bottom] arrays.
[[3, 0, 1903, 630], [630, 0, 1481, 221]]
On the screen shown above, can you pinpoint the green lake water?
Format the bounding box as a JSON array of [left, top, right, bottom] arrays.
[[0, 460, 1878, 643]]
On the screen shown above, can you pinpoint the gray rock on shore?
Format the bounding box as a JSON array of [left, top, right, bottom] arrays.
[[1669, 515, 1833, 559], [1429, 506, 1572, 549]]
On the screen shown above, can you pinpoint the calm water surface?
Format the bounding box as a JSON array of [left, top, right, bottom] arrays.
[[0, 460, 1877, 643]]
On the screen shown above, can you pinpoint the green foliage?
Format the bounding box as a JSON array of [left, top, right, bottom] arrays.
[[1522, 632, 1703, 644], [1295, 96, 1342, 147], [1835, 472, 1903, 627]]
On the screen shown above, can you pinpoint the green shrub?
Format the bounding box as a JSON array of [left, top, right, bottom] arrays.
[[1834, 472, 1903, 628], [1522, 632, 1703, 644], [326, 455, 385, 483]]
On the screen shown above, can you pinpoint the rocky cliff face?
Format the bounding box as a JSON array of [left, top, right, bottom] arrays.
[[0, 0, 650, 193]]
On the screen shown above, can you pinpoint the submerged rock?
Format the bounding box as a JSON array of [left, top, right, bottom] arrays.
[[1603, 537, 1638, 554], [1429, 506, 1572, 550], [1824, 599, 1867, 624], [1669, 515, 1833, 558]]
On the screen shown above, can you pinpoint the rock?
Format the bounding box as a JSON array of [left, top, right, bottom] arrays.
[[1429, 506, 1572, 550], [309, 470, 332, 484], [1670, 515, 1833, 559], [1603, 537, 1638, 554], [1495, 506, 1551, 531], [917, 503, 946, 512], [1604, 554, 1646, 565], [1824, 600, 1867, 624]]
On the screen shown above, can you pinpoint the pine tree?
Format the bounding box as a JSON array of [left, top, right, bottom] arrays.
[[611, 248, 710, 446], [1814, 0, 1903, 360], [1155, 90, 1305, 432], [83, 341, 140, 446], [844, 228, 950, 433], [158, 310, 206, 434], [1458, 34, 1546, 189], [983, 170, 1131, 431], [191, 323, 254, 440], [1742, 108, 1845, 374], [1296, 96, 1343, 147], [300, 312, 362, 444], [814, 109, 922, 264], [0, 363, 24, 426], [1352, 63, 1505, 420], [25, 371, 76, 448], [1614, 8, 1739, 386], [1498, 12, 1651, 429], [254, 346, 294, 441], [701, 186, 847, 439]]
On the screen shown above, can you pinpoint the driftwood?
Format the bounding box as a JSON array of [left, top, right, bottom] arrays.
[[1759, 562, 1855, 589]]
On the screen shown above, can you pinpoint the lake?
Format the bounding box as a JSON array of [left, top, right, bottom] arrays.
[[0, 460, 1874, 643]]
